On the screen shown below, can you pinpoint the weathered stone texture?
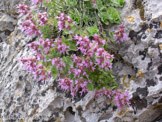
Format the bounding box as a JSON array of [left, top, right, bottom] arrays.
[[0, 0, 162, 121]]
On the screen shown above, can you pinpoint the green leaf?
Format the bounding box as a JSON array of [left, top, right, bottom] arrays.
[[86, 26, 98, 36], [106, 8, 120, 23], [63, 56, 73, 72], [110, 0, 125, 7], [62, 37, 77, 51], [51, 66, 58, 80], [87, 83, 94, 91]]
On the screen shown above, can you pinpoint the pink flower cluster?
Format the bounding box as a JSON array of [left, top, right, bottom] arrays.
[[95, 87, 130, 110], [17, 4, 30, 15], [52, 58, 65, 71], [93, 34, 106, 45], [21, 14, 41, 37], [59, 77, 72, 90], [95, 48, 114, 70], [38, 12, 48, 26], [58, 77, 89, 97], [28, 38, 54, 60], [21, 11, 48, 37], [39, 38, 54, 55], [114, 91, 130, 110], [74, 34, 113, 70], [114, 25, 128, 44], [21, 57, 51, 82], [32, 0, 43, 5], [70, 55, 94, 77], [21, 38, 57, 82], [18, 3, 48, 37], [55, 39, 69, 54], [56, 13, 75, 32], [75, 35, 91, 55]]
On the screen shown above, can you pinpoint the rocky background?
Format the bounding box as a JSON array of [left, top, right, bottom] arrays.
[[0, 0, 162, 121]]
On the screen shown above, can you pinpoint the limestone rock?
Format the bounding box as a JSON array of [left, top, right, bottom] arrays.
[[0, 0, 162, 122]]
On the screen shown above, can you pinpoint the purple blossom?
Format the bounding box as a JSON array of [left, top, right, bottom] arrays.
[[93, 34, 106, 45], [32, 0, 42, 5], [38, 12, 48, 26], [55, 39, 69, 54], [59, 77, 73, 90], [21, 20, 40, 37], [56, 13, 75, 31], [51, 58, 65, 71], [17, 4, 30, 15], [114, 25, 128, 44], [95, 88, 130, 110]]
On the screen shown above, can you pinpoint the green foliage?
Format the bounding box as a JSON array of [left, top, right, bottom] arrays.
[[86, 69, 117, 91], [45, 0, 124, 27], [63, 56, 73, 73], [86, 26, 99, 36], [38, 0, 125, 92], [51, 66, 59, 80]]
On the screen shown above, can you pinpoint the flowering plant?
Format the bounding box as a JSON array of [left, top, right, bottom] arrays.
[[18, 0, 130, 111]]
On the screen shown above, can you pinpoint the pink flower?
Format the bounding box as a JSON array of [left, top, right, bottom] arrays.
[[17, 4, 30, 15], [56, 13, 75, 31], [32, 0, 43, 5], [52, 58, 65, 71], [95, 88, 130, 110], [38, 12, 48, 26], [55, 39, 69, 54], [59, 77, 73, 90], [21, 20, 40, 37], [114, 25, 128, 44]]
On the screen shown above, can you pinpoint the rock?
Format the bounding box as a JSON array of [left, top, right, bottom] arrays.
[[0, 0, 162, 121]]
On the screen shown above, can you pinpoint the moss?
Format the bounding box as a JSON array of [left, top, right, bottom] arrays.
[[136, 0, 146, 21]]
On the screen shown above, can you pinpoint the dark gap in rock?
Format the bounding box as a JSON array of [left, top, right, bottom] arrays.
[[47, 118, 56, 122], [159, 77, 162, 81], [0, 37, 2, 43], [113, 106, 117, 111], [101, 104, 111, 112], [130, 93, 147, 110], [98, 112, 113, 121], [146, 79, 156, 87], [155, 30, 162, 39], [158, 64, 162, 74], [128, 74, 132, 79], [77, 107, 86, 122], [41, 91, 46, 96], [19, 76, 23, 80], [15, 41, 19, 47], [67, 107, 75, 115], [158, 97, 162, 103], [136, 87, 148, 97], [139, 23, 148, 31], [5, 30, 11, 36], [147, 61, 152, 70], [152, 113, 162, 122], [77, 107, 83, 114], [129, 23, 150, 42], [74, 88, 87, 102], [151, 45, 158, 48], [133, 0, 138, 9], [149, 21, 160, 29], [159, 52, 162, 59], [141, 34, 147, 39], [129, 30, 137, 40], [135, 67, 138, 73], [33, 119, 40, 122], [139, 48, 147, 60]]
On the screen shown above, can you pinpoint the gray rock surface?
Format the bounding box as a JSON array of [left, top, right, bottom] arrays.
[[0, 0, 162, 121]]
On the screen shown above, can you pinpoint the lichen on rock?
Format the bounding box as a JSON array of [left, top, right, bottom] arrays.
[[0, 0, 162, 122]]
